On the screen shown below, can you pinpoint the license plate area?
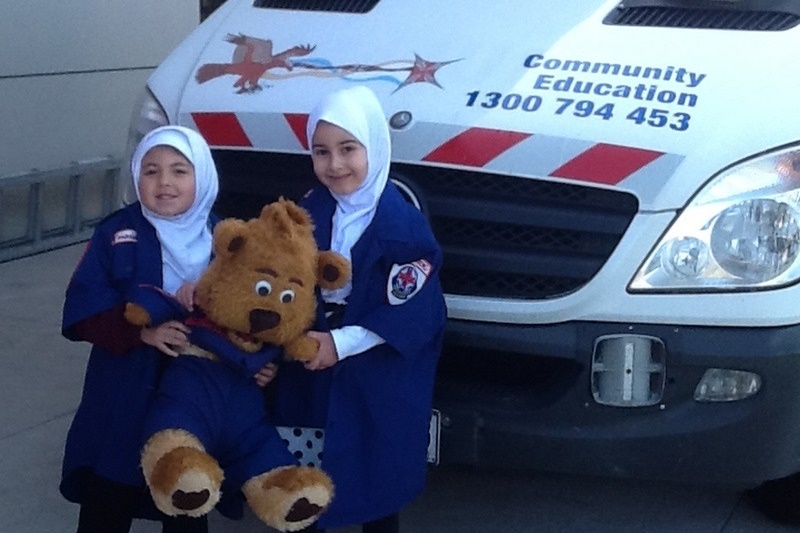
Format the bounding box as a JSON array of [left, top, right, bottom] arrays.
[[591, 334, 666, 407]]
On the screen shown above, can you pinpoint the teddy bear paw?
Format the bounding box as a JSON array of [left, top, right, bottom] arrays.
[[284, 336, 320, 362], [243, 465, 334, 531], [149, 446, 224, 517], [124, 302, 152, 326]]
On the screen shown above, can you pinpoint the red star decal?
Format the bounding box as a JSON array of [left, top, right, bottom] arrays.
[[394, 54, 460, 93]]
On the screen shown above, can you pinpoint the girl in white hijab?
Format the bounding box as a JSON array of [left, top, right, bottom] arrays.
[[303, 85, 390, 366], [277, 85, 446, 533], [306, 84, 390, 304], [60, 124, 218, 533], [131, 125, 219, 296]]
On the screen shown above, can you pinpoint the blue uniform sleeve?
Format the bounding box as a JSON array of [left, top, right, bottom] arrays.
[[127, 284, 188, 325], [62, 227, 125, 340], [356, 242, 446, 359]]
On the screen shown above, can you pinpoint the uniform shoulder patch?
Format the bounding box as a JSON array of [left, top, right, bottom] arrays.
[[387, 259, 432, 305], [112, 229, 137, 245]]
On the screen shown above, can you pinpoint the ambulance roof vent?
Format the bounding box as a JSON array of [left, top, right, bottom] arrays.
[[604, 0, 800, 30], [253, 0, 380, 13]]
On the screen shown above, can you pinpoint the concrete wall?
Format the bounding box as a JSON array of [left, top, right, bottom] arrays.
[[0, 1, 199, 177]]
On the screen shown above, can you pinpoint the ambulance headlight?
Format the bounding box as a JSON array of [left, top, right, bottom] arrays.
[[630, 147, 800, 291], [710, 199, 800, 282], [128, 86, 169, 144], [659, 237, 709, 280]]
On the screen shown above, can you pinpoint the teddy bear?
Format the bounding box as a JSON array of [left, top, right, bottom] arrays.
[[124, 198, 350, 531]]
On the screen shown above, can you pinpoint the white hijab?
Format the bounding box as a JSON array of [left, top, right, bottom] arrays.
[[306, 85, 391, 303], [131, 125, 219, 295]]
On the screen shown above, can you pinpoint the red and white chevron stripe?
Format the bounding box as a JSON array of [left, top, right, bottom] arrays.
[[188, 111, 677, 187]]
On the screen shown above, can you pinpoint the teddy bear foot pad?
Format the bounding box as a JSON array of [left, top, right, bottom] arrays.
[[243, 465, 334, 531], [286, 497, 323, 522], [173, 488, 211, 511]]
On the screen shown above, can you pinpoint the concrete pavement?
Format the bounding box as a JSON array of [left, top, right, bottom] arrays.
[[0, 243, 796, 533]]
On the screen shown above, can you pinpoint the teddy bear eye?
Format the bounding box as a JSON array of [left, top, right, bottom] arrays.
[[280, 289, 295, 303], [255, 280, 272, 296]]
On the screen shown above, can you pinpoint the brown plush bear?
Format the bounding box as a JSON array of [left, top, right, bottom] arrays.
[[125, 198, 350, 531]]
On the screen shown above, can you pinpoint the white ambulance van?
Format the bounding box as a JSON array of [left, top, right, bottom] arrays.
[[128, 0, 800, 520]]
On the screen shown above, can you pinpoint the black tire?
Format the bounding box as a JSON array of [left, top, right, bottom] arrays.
[[748, 473, 800, 525]]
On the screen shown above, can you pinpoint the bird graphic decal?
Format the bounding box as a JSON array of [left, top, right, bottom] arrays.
[[195, 33, 315, 93], [195, 33, 460, 95]]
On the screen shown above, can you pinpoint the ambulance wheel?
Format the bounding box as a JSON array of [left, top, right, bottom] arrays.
[[747, 473, 800, 525]]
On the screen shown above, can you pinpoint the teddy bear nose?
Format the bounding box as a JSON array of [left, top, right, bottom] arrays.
[[249, 309, 281, 332]]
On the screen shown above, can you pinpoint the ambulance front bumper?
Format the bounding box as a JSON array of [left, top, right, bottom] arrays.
[[435, 319, 800, 485]]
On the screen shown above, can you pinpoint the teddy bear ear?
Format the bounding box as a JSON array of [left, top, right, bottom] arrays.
[[317, 250, 352, 290], [260, 197, 314, 238], [280, 197, 314, 230], [212, 218, 248, 257]]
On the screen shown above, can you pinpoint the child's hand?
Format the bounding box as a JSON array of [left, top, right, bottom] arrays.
[[303, 331, 338, 371], [140, 320, 190, 357], [175, 282, 198, 311], [254, 362, 278, 387]]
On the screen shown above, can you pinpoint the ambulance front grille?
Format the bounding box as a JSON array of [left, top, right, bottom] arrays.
[[211, 150, 638, 301], [604, 4, 800, 31]]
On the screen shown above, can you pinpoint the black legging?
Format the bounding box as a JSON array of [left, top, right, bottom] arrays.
[[301, 513, 400, 533], [76, 472, 208, 533], [363, 514, 400, 533]]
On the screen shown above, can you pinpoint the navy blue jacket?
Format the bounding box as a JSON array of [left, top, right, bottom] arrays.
[[60, 203, 215, 512], [274, 182, 447, 528]]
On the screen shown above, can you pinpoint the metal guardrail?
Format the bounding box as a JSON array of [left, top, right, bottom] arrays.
[[0, 156, 122, 263]]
